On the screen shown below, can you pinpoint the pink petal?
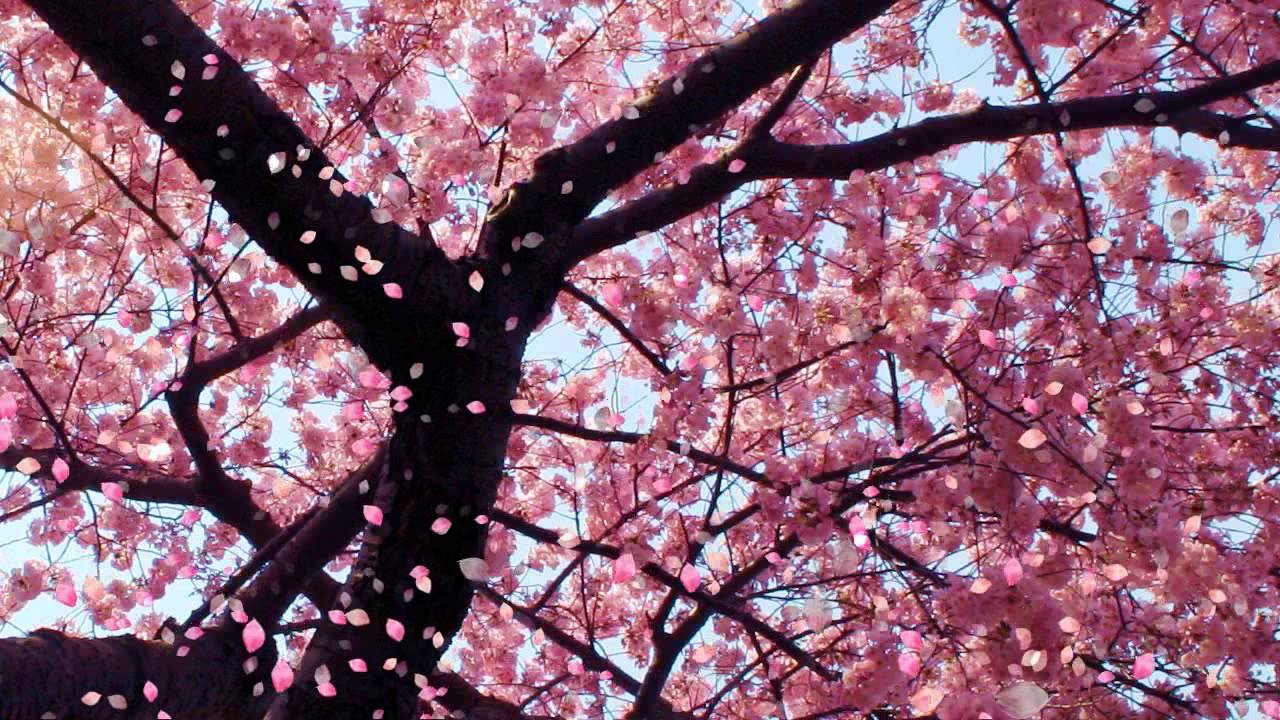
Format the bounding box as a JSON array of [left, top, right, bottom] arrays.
[[55, 581, 76, 607], [431, 517, 452, 534], [978, 329, 997, 349], [158, 712, 172, 720], [727, 158, 746, 174], [363, 505, 384, 526], [1021, 397, 1039, 414], [271, 661, 294, 692], [317, 682, 337, 697], [143, 681, 158, 703], [386, 619, 405, 642], [613, 553, 637, 584], [103, 483, 125, 503], [465, 400, 486, 414], [382, 283, 403, 299], [897, 652, 921, 677], [451, 322, 470, 339], [351, 438, 376, 458], [349, 658, 368, 672], [328, 610, 347, 625], [900, 630, 924, 650], [1096, 671, 1114, 683], [601, 283, 624, 307], [1071, 392, 1089, 414], [52, 458, 70, 483], [679, 564, 701, 593], [1003, 558, 1024, 586], [1133, 653, 1154, 680], [242, 619, 265, 653]]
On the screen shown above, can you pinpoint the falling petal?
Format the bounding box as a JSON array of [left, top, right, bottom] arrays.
[[271, 661, 294, 692], [469, 271, 484, 292], [386, 619, 405, 642], [363, 505, 384, 526], [1018, 428, 1047, 449], [1133, 653, 1154, 680], [242, 619, 265, 653], [383, 283, 403, 299], [1071, 393, 1089, 414], [996, 682, 1050, 719], [613, 553, 637, 584], [143, 682, 159, 703], [103, 483, 125, 503], [459, 557, 489, 581], [1003, 558, 1024, 586], [431, 517, 451, 534], [679, 564, 701, 593]]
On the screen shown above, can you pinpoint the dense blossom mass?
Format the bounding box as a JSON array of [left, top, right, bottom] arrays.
[[0, 0, 1278, 718]]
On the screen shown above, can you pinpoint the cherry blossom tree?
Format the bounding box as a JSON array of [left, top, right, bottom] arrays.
[[0, 0, 1278, 718]]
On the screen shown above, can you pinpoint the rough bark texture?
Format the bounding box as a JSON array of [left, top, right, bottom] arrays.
[[0, 627, 272, 720]]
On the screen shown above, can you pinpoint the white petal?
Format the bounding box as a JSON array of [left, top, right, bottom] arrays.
[[996, 682, 1050, 719], [458, 557, 489, 581]]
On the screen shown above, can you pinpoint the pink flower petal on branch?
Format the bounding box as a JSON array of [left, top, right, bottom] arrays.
[[55, 581, 77, 606], [897, 652, 921, 677], [613, 553, 637, 584], [900, 630, 924, 650]]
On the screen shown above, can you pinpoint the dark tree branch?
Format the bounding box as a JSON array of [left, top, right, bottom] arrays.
[[20, 0, 464, 371], [572, 59, 1280, 257], [0, 626, 272, 720], [480, 0, 900, 274], [561, 282, 673, 377]]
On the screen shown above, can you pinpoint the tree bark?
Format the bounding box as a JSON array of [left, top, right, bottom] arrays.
[[0, 627, 272, 720]]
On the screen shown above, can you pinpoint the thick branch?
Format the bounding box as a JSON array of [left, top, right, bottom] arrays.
[[0, 627, 270, 720], [573, 59, 1280, 256], [22, 0, 463, 367], [481, 0, 899, 270]]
